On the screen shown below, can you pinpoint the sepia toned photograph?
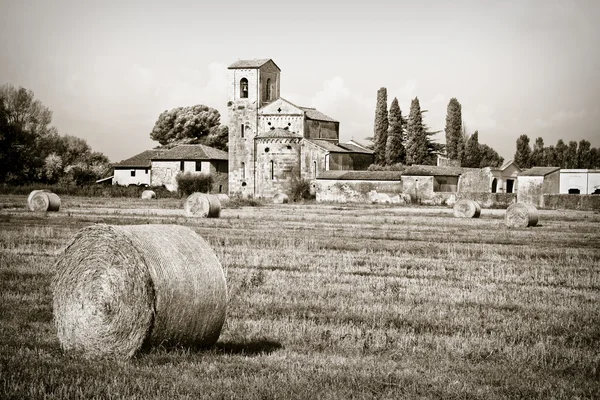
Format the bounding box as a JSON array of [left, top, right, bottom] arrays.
[[1, 0, 599, 398]]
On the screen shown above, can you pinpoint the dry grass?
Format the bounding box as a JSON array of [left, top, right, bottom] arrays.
[[0, 194, 599, 399]]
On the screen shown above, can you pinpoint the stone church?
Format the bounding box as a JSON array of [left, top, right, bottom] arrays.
[[227, 59, 374, 198]]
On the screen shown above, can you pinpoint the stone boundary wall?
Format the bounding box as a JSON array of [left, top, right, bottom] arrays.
[[542, 194, 600, 211]]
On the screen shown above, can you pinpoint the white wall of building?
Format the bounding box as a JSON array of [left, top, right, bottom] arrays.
[[560, 170, 600, 194], [113, 168, 151, 186]]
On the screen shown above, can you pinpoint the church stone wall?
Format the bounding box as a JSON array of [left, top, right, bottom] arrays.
[[255, 139, 301, 198], [300, 141, 328, 181], [304, 120, 339, 140]]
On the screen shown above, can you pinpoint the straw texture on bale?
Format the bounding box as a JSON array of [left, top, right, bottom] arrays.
[[184, 193, 221, 218], [52, 224, 227, 359], [27, 189, 50, 211], [29, 191, 61, 212], [141, 190, 156, 200], [453, 199, 481, 218], [273, 193, 289, 204], [505, 203, 539, 228]]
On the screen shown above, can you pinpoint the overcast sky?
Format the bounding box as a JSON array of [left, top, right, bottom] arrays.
[[1, 0, 599, 163]]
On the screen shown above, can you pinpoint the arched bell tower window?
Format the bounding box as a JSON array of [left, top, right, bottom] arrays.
[[266, 78, 272, 101], [240, 78, 248, 99]]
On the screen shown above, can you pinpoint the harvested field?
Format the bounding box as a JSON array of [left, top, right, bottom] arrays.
[[1, 194, 599, 399]]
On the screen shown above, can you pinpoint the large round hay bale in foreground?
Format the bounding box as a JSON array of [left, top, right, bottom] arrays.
[[29, 191, 61, 212], [273, 193, 289, 204], [453, 199, 481, 218], [215, 194, 230, 206], [141, 190, 156, 200], [184, 193, 221, 218], [52, 224, 227, 359], [505, 203, 538, 228]]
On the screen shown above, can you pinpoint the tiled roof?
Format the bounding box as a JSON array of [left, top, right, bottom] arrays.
[[337, 143, 375, 154], [113, 149, 163, 168], [300, 107, 338, 122], [256, 128, 302, 139], [151, 144, 228, 161], [317, 170, 403, 181], [519, 167, 561, 176], [402, 165, 476, 176], [228, 59, 280, 70]]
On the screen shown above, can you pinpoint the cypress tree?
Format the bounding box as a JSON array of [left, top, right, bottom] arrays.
[[565, 141, 578, 168], [405, 97, 428, 165], [373, 87, 388, 165], [576, 139, 591, 168], [555, 139, 567, 168], [385, 97, 405, 165], [444, 98, 462, 160]]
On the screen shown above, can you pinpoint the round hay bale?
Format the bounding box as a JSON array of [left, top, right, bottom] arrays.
[[505, 203, 538, 228], [141, 190, 156, 200], [29, 191, 61, 212], [184, 193, 221, 218], [52, 224, 227, 359], [453, 199, 481, 218], [27, 189, 50, 211], [273, 193, 289, 204], [215, 194, 230, 206]]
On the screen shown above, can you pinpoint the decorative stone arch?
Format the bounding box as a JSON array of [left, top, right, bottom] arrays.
[[491, 178, 498, 193]]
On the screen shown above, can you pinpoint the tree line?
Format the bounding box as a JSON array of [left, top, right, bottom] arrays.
[[372, 93, 504, 168], [513, 135, 599, 169], [0, 84, 111, 185]]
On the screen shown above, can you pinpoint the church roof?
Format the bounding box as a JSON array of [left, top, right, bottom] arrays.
[[305, 139, 373, 154], [256, 128, 302, 139], [113, 149, 164, 168], [228, 59, 280, 70], [300, 107, 338, 122], [151, 144, 228, 161], [402, 165, 476, 176]]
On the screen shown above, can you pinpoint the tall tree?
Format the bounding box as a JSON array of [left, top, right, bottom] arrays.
[[0, 84, 55, 137], [405, 97, 428, 165], [385, 97, 405, 165], [444, 98, 462, 160], [514, 134, 532, 169], [463, 130, 481, 167], [576, 139, 591, 168], [555, 139, 567, 168], [565, 141, 578, 168], [373, 87, 388, 165], [530, 137, 545, 166], [544, 145, 557, 167], [150, 104, 227, 150], [590, 147, 599, 169], [478, 144, 504, 167]]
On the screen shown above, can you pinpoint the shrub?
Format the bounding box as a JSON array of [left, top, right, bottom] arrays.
[[176, 172, 214, 196], [290, 179, 315, 202]]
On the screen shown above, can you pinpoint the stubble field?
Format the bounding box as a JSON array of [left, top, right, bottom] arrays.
[[1, 195, 599, 399]]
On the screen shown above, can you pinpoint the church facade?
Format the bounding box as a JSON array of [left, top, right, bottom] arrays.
[[227, 59, 373, 198]]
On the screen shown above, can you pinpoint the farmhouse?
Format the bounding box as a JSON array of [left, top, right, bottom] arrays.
[[150, 144, 228, 192], [559, 169, 600, 194], [112, 149, 163, 187], [227, 58, 374, 198], [517, 166, 560, 207]]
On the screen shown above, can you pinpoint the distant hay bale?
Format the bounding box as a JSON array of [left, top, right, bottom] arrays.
[[273, 193, 289, 204], [29, 191, 60, 212], [215, 194, 230, 206], [184, 193, 221, 218], [453, 199, 481, 218], [52, 224, 227, 359], [141, 190, 156, 200], [505, 203, 538, 228]]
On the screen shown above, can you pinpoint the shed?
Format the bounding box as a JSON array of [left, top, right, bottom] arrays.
[[517, 167, 560, 207], [559, 169, 600, 194]]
